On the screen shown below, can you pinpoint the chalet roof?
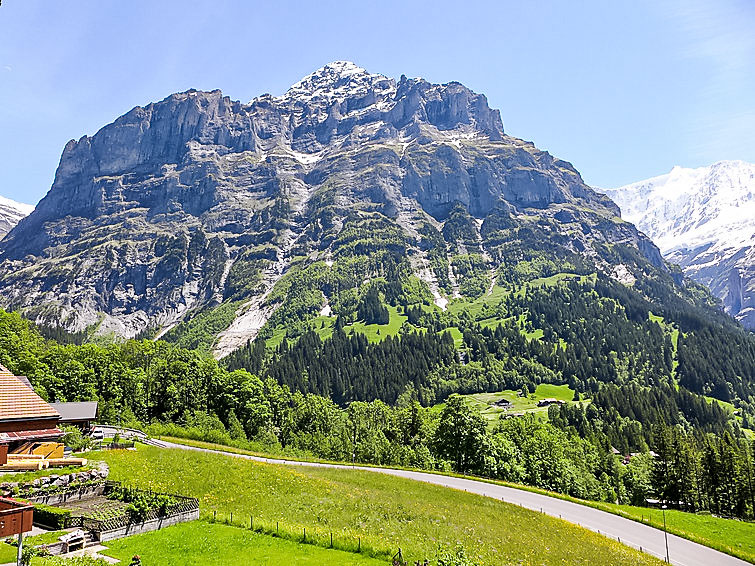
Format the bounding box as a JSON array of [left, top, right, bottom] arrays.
[[0, 373, 60, 422], [49, 402, 98, 422]]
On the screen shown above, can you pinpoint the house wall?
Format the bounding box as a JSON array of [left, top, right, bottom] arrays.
[[0, 419, 59, 433]]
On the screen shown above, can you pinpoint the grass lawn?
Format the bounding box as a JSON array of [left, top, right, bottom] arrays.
[[97, 521, 388, 566], [462, 383, 576, 422], [93, 445, 662, 566], [344, 306, 409, 343]]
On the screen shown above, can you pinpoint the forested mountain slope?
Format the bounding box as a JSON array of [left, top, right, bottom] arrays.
[[1, 62, 755, 482]]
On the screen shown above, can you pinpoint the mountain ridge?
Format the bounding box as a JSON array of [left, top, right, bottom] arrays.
[[0, 62, 684, 354], [0, 194, 34, 240], [604, 160, 755, 328]]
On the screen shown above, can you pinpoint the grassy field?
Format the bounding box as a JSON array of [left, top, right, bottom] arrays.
[[267, 306, 413, 349], [92, 445, 662, 566], [599, 503, 755, 563], [447, 285, 509, 319], [98, 521, 388, 566], [344, 305, 409, 342], [157, 437, 755, 565], [441, 326, 464, 347], [648, 312, 680, 377], [468, 477, 755, 565], [461, 383, 576, 422]]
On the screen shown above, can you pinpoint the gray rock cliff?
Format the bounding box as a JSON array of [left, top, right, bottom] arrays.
[[0, 62, 670, 350]]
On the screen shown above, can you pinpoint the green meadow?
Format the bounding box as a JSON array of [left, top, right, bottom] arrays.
[[92, 445, 663, 566]]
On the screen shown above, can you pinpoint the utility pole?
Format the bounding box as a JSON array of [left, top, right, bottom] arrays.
[[662, 505, 670, 563]]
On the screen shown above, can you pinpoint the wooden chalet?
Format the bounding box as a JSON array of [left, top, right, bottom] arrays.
[[0, 364, 62, 463]]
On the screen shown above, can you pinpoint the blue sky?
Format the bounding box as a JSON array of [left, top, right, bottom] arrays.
[[0, 0, 753, 205]]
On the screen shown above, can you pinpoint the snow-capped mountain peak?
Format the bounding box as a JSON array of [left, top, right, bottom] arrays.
[[277, 61, 396, 107], [605, 160, 755, 253], [603, 160, 755, 328], [0, 194, 34, 240]]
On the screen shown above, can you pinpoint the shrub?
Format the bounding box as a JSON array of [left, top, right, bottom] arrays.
[[60, 425, 91, 452], [33, 504, 72, 529], [436, 545, 483, 566], [107, 485, 179, 521]]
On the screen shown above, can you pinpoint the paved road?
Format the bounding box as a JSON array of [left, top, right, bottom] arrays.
[[150, 439, 748, 566]]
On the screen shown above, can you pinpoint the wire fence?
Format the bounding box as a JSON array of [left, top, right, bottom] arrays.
[[206, 510, 398, 562]]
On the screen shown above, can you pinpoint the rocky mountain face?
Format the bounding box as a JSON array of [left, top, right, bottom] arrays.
[[604, 161, 755, 329], [0, 62, 680, 355], [0, 195, 34, 240]]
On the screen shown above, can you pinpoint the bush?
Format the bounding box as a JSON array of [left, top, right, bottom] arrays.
[[61, 425, 91, 452], [107, 485, 179, 521], [33, 503, 72, 529], [436, 545, 483, 566]]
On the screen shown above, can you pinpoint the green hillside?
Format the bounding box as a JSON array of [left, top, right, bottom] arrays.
[[95, 445, 663, 566]]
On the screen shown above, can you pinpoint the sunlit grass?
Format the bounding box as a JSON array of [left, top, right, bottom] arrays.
[[94, 445, 663, 565], [98, 521, 388, 566]]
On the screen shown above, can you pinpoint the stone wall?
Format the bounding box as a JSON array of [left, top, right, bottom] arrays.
[[1, 461, 109, 499], [27, 483, 106, 507]]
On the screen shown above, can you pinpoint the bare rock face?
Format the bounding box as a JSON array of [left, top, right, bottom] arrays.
[[0, 62, 667, 346]]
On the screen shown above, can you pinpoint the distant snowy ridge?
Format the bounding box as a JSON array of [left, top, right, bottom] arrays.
[[0, 195, 34, 240], [603, 160, 755, 328]]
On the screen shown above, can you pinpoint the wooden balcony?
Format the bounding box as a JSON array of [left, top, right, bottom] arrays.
[[0, 498, 33, 536]]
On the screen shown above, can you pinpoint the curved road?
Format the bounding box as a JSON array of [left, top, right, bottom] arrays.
[[144, 439, 746, 566]]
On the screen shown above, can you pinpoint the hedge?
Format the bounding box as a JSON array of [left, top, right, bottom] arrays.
[[33, 503, 71, 529]]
